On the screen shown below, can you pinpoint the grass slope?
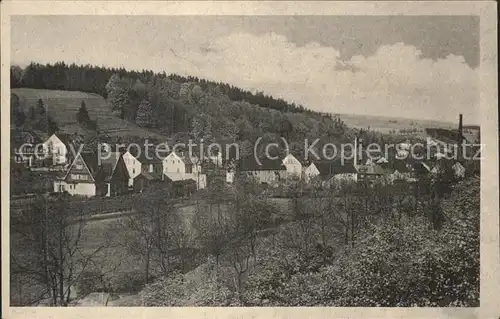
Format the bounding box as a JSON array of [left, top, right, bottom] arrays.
[[12, 88, 166, 139], [336, 112, 457, 133]]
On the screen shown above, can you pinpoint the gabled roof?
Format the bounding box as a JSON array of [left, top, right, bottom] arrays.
[[136, 171, 165, 181], [63, 151, 129, 182], [62, 152, 99, 181], [238, 156, 286, 171], [128, 147, 164, 164], [98, 153, 129, 182], [165, 151, 202, 166], [46, 133, 73, 148], [313, 160, 357, 175]]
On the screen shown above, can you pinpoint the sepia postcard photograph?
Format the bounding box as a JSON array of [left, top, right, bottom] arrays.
[[1, 1, 498, 319]]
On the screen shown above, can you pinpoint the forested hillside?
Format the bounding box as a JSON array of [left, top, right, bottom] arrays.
[[11, 62, 310, 114], [12, 62, 355, 160]]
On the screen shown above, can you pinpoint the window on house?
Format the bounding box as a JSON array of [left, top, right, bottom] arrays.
[[149, 164, 153, 173], [133, 168, 135, 174], [177, 168, 180, 173], [76, 164, 83, 169]]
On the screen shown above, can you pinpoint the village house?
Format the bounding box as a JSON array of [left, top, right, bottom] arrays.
[[462, 125, 480, 144], [282, 153, 303, 180], [236, 156, 286, 185], [162, 151, 207, 189], [133, 172, 171, 193], [53, 151, 129, 197], [304, 162, 320, 183], [391, 160, 413, 182], [304, 160, 357, 187], [11, 130, 42, 167], [42, 133, 72, 166], [356, 163, 393, 184], [430, 160, 466, 179], [226, 168, 235, 184], [123, 148, 164, 187], [323, 161, 358, 188], [122, 150, 142, 187]]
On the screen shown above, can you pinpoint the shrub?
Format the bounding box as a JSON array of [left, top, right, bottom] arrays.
[[75, 270, 107, 298], [140, 257, 239, 306], [107, 270, 149, 294]]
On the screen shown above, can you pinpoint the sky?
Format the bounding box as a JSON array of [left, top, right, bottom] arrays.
[[11, 15, 480, 123]]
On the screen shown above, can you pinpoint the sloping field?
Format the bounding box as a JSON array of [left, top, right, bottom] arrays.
[[336, 112, 456, 133], [12, 88, 166, 139]]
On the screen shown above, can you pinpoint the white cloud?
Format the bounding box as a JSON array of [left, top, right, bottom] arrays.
[[12, 22, 478, 123], [169, 32, 479, 123]]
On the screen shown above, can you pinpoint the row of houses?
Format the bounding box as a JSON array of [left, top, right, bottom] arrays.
[[11, 131, 212, 197], [11, 131, 69, 167], [226, 147, 467, 188], [53, 148, 209, 197]]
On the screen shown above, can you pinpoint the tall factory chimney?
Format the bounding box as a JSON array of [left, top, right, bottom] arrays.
[[354, 135, 358, 167], [458, 114, 463, 161], [458, 114, 463, 141]]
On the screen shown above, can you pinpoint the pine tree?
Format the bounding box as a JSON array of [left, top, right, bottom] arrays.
[[77, 100, 90, 124], [135, 98, 153, 127], [36, 99, 46, 117], [11, 93, 25, 128]]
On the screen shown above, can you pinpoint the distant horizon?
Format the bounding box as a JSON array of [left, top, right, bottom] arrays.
[[11, 59, 478, 127], [11, 16, 479, 124]]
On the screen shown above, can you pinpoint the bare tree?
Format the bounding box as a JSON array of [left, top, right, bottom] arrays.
[[10, 194, 110, 306], [118, 189, 177, 283]]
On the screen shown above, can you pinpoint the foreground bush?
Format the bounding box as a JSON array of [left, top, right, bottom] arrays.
[[139, 257, 239, 306], [243, 177, 479, 306]]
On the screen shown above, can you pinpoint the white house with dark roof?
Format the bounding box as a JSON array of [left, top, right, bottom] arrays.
[[123, 147, 165, 187], [282, 154, 303, 179], [304, 162, 321, 183], [162, 151, 206, 189], [122, 151, 142, 187], [54, 151, 129, 197], [236, 156, 286, 185], [42, 133, 71, 166]]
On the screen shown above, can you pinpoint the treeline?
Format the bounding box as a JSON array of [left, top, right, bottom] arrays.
[[12, 62, 352, 159], [11, 62, 311, 114]]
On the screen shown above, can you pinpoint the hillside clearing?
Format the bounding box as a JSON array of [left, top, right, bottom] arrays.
[[12, 88, 167, 139]]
